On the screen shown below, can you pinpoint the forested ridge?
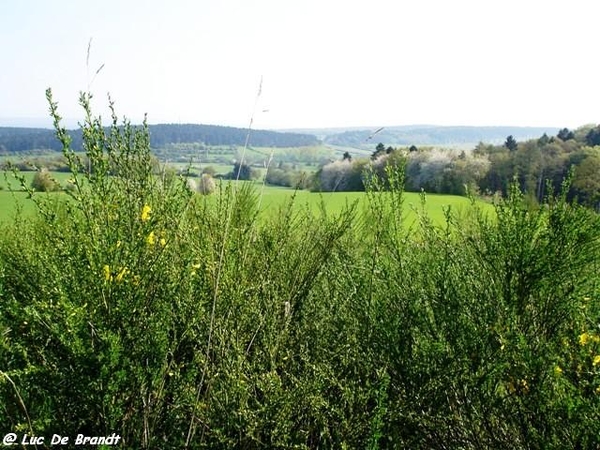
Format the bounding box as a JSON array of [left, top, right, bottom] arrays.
[[0, 123, 319, 152]]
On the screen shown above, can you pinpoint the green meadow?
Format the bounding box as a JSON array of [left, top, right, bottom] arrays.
[[0, 171, 70, 222], [0, 170, 494, 227], [253, 183, 493, 226], [0, 191, 37, 220]]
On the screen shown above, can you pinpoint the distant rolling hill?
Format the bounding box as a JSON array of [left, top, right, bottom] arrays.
[[287, 125, 562, 149], [0, 124, 319, 153], [0, 122, 565, 154]]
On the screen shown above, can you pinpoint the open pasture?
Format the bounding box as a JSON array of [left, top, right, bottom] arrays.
[[0, 171, 493, 227], [251, 183, 493, 226]]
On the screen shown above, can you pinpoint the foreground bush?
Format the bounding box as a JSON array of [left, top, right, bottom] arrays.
[[0, 92, 599, 448]]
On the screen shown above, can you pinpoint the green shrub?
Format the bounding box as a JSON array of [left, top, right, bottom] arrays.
[[31, 167, 60, 192], [1, 90, 599, 448], [198, 173, 215, 195]]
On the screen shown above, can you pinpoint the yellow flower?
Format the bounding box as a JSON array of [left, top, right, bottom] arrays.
[[579, 332, 591, 346], [116, 240, 122, 248], [554, 365, 563, 376], [192, 263, 201, 270], [103, 265, 112, 282], [160, 237, 167, 247], [141, 204, 152, 222], [115, 266, 129, 283], [146, 231, 156, 246], [593, 355, 600, 366]]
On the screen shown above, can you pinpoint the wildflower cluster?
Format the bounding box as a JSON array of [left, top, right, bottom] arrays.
[[140, 204, 167, 248], [102, 265, 130, 283], [141, 204, 151, 222], [578, 331, 600, 371]]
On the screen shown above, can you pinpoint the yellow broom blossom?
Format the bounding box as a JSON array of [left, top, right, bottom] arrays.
[[579, 332, 591, 346], [146, 231, 156, 246], [141, 204, 151, 222], [103, 265, 112, 282], [115, 266, 129, 283]]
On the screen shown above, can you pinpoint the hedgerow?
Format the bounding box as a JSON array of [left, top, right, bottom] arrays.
[[0, 92, 598, 448]]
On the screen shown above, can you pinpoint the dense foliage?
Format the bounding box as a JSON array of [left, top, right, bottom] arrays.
[[476, 126, 600, 208], [264, 163, 312, 189], [1, 93, 599, 448], [315, 126, 600, 211], [314, 147, 489, 195]]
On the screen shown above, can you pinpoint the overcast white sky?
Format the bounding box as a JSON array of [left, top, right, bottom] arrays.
[[1, 0, 598, 130]]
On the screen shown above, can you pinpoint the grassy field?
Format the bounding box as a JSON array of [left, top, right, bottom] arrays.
[[0, 170, 493, 227], [252, 183, 493, 226], [0, 170, 73, 190], [0, 171, 71, 222], [0, 191, 39, 220]]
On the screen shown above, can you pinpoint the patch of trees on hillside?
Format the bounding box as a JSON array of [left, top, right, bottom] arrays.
[[477, 124, 600, 207], [313, 124, 600, 210], [264, 162, 312, 190], [314, 148, 489, 195]]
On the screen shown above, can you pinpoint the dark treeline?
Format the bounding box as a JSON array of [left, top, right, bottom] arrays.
[[0, 124, 319, 153], [147, 124, 318, 147], [0, 127, 69, 152]]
